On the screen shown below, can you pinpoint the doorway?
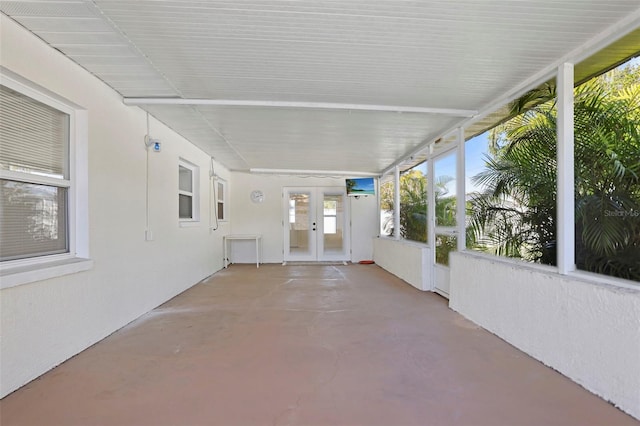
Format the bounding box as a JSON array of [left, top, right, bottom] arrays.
[[432, 150, 458, 297], [283, 187, 350, 262]]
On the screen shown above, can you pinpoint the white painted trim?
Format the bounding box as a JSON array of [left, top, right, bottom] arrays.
[[393, 166, 401, 241], [557, 63, 575, 275], [0, 66, 83, 111], [568, 269, 640, 291], [380, 129, 457, 176], [377, 235, 429, 248], [461, 249, 562, 275], [0, 257, 93, 289], [250, 168, 379, 177], [427, 155, 436, 291], [123, 98, 477, 117], [178, 221, 201, 228], [376, 177, 382, 237], [456, 127, 466, 252], [435, 226, 457, 235], [461, 250, 639, 291], [73, 109, 89, 259], [0, 170, 70, 187]]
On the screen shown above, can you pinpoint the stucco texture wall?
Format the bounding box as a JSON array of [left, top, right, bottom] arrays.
[[449, 251, 640, 420], [373, 238, 430, 291], [0, 15, 230, 397]]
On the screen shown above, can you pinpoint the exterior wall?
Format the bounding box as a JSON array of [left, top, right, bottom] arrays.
[[228, 172, 378, 263], [0, 16, 230, 397], [449, 251, 640, 420], [373, 237, 431, 291]]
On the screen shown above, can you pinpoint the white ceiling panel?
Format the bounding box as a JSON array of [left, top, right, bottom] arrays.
[[2, 0, 639, 174], [13, 16, 115, 33]]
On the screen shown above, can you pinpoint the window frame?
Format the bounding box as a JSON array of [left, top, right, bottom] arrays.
[[399, 161, 428, 243], [178, 158, 200, 225], [323, 199, 338, 235], [216, 178, 228, 222], [378, 174, 394, 237], [0, 67, 90, 288]]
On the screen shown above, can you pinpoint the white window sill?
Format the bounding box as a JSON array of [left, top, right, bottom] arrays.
[[179, 221, 201, 228], [0, 257, 93, 290], [457, 250, 639, 292], [376, 235, 430, 248]]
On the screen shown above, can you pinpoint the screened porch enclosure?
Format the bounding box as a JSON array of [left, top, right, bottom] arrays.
[[1, 1, 639, 422]]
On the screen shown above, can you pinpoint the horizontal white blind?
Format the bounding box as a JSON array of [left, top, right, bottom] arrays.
[[1, 84, 70, 261], [0, 180, 68, 261], [0, 85, 69, 179], [179, 165, 192, 192]]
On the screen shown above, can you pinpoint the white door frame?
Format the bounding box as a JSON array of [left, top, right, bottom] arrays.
[[429, 147, 459, 298], [283, 186, 350, 262]]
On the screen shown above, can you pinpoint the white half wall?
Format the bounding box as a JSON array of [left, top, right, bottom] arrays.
[[228, 172, 378, 264], [449, 251, 640, 420], [373, 237, 431, 291], [0, 15, 230, 397]]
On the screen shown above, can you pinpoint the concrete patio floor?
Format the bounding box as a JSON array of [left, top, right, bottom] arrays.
[[1, 264, 636, 426]]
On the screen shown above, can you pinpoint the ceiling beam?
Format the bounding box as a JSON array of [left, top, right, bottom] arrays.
[[123, 98, 477, 117], [249, 168, 379, 177]]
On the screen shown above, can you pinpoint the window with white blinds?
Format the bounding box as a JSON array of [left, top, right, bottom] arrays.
[[179, 164, 194, 219], [217, 180, 227, 221], [178, 159, 199, 222], [0, 84, 71, 261]]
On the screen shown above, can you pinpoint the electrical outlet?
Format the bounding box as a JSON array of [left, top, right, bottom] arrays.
[[145, 230, 154, 241]]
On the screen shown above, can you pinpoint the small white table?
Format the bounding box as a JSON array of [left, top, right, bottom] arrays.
[[223, 234, 262, 268]]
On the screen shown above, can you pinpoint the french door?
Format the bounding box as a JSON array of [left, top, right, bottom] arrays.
[[283, 187, 350, 262], [432, 150, 458, 297]]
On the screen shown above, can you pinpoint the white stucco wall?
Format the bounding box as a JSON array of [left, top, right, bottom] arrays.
[[449, 251, 640, 420], [228, 172, 378, 264], [0, 15, 230, 397], [373, 237, 431, 291]]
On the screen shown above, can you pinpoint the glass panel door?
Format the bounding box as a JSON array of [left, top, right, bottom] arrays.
[[283, 187, 349, 262], [285, 190, 316, 261], [319, 191, 348, 261], [433, 150, 457, 296]]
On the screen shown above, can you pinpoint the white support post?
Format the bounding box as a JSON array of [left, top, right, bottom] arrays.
[[394, 166, 401, 240], [557, 62, 575, 275], [427, 156, 436, 251], [456, 127, 466, 252]]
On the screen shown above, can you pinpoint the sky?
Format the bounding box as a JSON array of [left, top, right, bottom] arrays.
[[465, 132, 490, 194]]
